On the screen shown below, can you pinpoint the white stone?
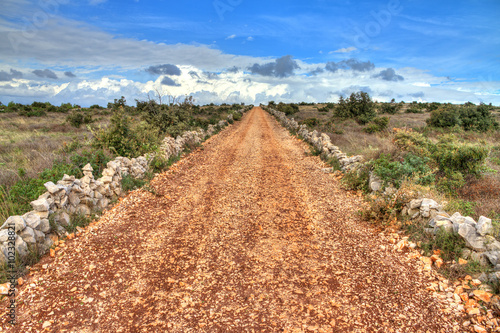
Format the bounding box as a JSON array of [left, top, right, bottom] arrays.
[[101, 176, 113, 184], [1, 216, 26, 232], [23, 212, 41, 230], [82, 163, 93, 172], [55, 212, 70, 227], [39, 219, 51, 233], [34, 229, 45, 243], [0, 229, 15, 243], [30, 198, 50, 212], [68, 192, 80, 206], [44, 181, 59, 194], [476, 216, 493, 236], [19, 226, 36, 244], [458, 223, 486, 252], [34, 211, 49, 219], [77, 205, 91, 216], [15, 237, 28, 257]]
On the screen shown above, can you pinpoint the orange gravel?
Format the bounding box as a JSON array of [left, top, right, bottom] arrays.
[[1, 107, 462, 332]]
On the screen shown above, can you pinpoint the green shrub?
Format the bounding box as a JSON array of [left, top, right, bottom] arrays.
[[405, 107, 424, 114], [301, 118, 319, 128], [364, 116, 389, 133], [92, 109, 161, 158], [59, 103, 73, 113], [436, 171, 465, 194], [394, 130, 434, 157], [7, 162, 80, 215], [421, 228, 465, 262], [372, 153, 434, 188], [66, 111, 93, 128], [363, 123, 380, 134], [19, 105, 46, 117], [335, 92, 376, 125], [459, 103, 498, 132], [70, 149, 112, 178], [445, 199, 477, 217], [233, 112, 242, 121], [121, 174, 147, 192], [380, 102, 398, 114], [341, 164, 370, 192], [63, 213, 94, 233], [427, 107, 461, 128], [276, 103, 299, 116], [433, 136, 488, 176]]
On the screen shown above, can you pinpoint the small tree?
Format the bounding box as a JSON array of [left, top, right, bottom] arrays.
[[335, 92, 376, 124]]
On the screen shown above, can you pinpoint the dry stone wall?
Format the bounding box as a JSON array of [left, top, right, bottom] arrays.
[[266, 108, 363, 171], [0, 108, 249, 265], [266, 106, 500, 278]]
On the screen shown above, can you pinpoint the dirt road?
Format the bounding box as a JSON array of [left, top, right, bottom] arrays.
[[2, 107, 461, 332]]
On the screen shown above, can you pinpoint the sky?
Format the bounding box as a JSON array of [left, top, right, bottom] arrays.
[[0, 0, 499, 106]]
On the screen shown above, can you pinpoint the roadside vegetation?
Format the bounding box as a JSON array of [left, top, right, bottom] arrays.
[[269, 95, 500, 278], [0, 96, 248, 222]]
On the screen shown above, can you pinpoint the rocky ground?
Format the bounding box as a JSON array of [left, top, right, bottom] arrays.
[[1, 107, 467, 332]]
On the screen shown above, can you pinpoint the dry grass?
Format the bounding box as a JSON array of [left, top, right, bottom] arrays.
[[0, 112, 110, 188], [459, 175, 500, 219]]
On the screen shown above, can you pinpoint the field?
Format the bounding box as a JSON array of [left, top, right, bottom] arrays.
[[283, 101, 500, 227]]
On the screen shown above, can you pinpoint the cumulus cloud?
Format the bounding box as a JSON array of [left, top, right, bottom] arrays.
[[203, 72, 219, 79], [226, 66, 239, 73], [226, 34, 236, 39], [2, 66, 499, 107], [373, 68, 404, 81], [331, 47, 357, 54], [64, 71, 76, 78], [146, 64, 181, 76], [189, 71, 200, 79], [309, 67, 324, 76], [161, 77, 180, 86], [335, 85, 373, 97], [0, 69, 22, 81], [248, 55, 299, 78], [325, 59, 375, 73], [247, 36, 254, 41], [409, 92, 425, 98], [32, 69, 58, 79]]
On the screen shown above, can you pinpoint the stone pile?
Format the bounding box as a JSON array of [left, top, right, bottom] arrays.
[[267, 107, 363, 172], [0, 107, 251, 264], [403, 198, 500, 278]]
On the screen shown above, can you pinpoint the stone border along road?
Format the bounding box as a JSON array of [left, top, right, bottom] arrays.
[[1, 107, 464, 332]]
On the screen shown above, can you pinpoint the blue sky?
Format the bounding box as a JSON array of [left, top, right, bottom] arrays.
[[0, 0, 499, 106]]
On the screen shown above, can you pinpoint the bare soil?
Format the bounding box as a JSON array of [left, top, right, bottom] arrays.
[[1, 107, 462, 332]]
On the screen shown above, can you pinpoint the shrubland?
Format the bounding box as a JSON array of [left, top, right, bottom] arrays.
[[269, 95, 500, 278]]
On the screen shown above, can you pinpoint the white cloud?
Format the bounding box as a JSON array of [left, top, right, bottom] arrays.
[[2, 64, 498, 106], [247, 36, 254, 41], [330, 46, 357, 54], [226, 34, 236, 39]]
